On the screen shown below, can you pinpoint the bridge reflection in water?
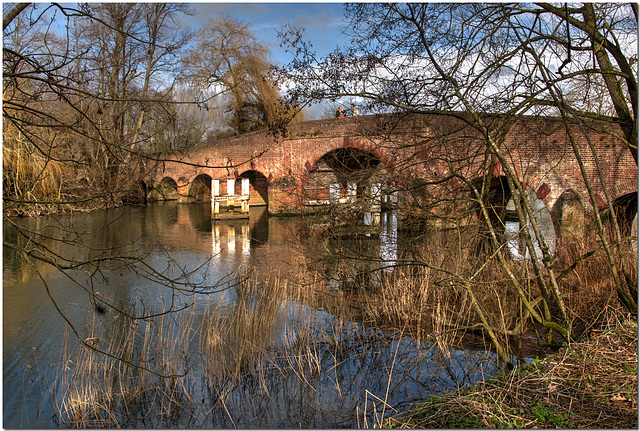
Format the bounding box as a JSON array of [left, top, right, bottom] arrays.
[[211, 206, 269, 260], [208, 201, 402, 293], [326, 210, 399, 291], [504, 191, 557, 261]]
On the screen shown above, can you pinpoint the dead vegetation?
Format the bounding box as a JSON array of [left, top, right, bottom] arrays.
[[386, 307, 638, 429]]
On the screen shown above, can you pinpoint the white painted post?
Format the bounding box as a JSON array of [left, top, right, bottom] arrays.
[[381, 183, 388, 205], [347, 181, 357, 203], [371, 212, 381, 226], [227, 178, 236, 208], [227, 178, 235, 196], [241, 177, 250, 196], [371, 181, 382, 211], [383, 182, 397, 208], [241, 178, 250, 213], [329, 181, 340, 204], [212, 179, 220, 214]]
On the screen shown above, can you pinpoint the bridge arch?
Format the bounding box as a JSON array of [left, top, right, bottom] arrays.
[[304, 141, 394, 177], [468, 176, 513, 221], [147, 176, 179, 201], [468, 175, 556, 259], [611, 191, 638, 236], [238, 170, 269, 206], [303, 147, 391, 205], [550, 189, 584, 240], [190, 173, 212, 202], [160, 177, 179, 200], [161, 176, 178, 188]]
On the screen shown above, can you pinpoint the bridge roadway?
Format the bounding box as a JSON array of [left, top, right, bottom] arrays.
[[147, 113, 637, 235]]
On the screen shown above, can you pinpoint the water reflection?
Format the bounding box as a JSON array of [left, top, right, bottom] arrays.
[[380, 211, 398, 273], [3, 203, 520, 428], [504, 193, 557, 261], [326, 210, 399, 290]]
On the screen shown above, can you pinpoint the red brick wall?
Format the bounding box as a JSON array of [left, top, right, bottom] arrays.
[[150, 114, 637, 217]]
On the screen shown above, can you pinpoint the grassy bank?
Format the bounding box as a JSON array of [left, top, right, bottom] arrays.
[[385, 309, 638, 429]]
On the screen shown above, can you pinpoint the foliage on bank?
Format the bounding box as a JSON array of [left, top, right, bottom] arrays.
[[385, 309, 638, 429]]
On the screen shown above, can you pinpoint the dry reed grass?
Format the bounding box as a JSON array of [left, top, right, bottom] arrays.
[[3, 123, 143, 217], [299, 223, 537, 353], [386, 306, 637, 429], [54, 272, 430, 428], [317, 216, 635, 352], [3, 125, 65, 214], [554, 229, 638, 335], [54, 309, 198, 428]]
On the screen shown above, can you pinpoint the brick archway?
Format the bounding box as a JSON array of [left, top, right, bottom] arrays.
[[238, 170, 269, 206], [147, 114, 636, 221], [191, 173, 212, 202], [302, 147, 391, 206]]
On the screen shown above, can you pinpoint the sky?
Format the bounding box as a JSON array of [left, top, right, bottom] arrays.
[[23, 1, 348, 66], [184, 2, 349, 67], [184, 2, 350, 118], [20, 1, 350, 118]]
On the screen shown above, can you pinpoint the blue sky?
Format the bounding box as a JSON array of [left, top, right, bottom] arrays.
[[186, 2, 350, 117], [27, 2, 348, 66], [186, 2, 349, 66], [25, 2, 349, 118]]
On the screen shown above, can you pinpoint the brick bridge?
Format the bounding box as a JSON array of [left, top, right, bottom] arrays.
[[147, 113, 637, 236]]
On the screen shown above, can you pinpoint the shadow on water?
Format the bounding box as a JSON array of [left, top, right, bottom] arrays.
[[3, 202, 537, 428]]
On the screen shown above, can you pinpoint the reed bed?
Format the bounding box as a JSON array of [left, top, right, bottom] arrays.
[[299, 223, 537, 353], [553, 229, 638, 333], [307, 213, 635, 349], [3, 125, 66, 216], [52, 269, 501, 428], [54, 309, 198, 428]]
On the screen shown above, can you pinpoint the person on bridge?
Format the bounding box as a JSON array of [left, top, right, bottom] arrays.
[[335, 106, 345, 118], [351, 103, 359, 116]]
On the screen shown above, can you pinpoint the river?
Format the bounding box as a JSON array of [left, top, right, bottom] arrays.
[[4, 202, 525, 428]]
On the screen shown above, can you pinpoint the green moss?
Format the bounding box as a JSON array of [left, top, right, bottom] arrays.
[[531, 402, 569, 427], [445, 413, 483, 428]]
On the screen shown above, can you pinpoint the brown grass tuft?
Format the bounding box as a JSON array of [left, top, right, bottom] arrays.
[[386, 306, 638, 429]]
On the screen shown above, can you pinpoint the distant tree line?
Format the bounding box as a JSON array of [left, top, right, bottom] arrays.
[[3, 3, 302, 214]]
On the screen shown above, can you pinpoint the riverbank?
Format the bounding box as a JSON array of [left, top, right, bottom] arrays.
[[386, 309, 638, 429]]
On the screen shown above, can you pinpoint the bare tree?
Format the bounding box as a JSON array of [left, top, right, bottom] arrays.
[[2, 3, 239, 374], [182, 15, 303, 135], [277, 3, 637, 361]]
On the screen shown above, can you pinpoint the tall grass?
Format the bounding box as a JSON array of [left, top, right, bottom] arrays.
[[552, 225, 637, 334], [52, 270, 502, 428], [3, 125, 64, 206], [54, 310, 198, 428], [296, 212, 635, 361]]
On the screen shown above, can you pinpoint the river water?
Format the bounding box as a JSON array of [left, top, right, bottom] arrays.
[[4, 202, 524, 428]]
